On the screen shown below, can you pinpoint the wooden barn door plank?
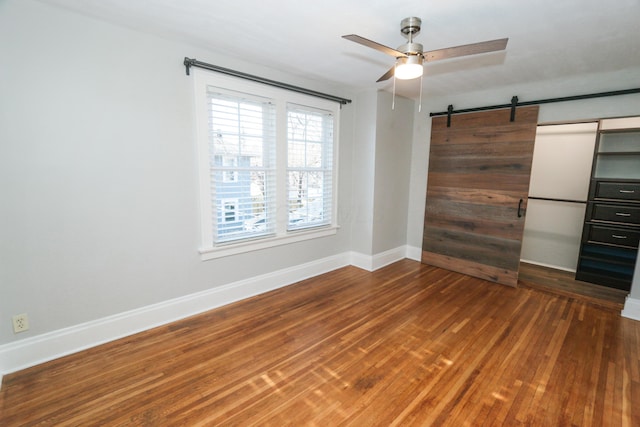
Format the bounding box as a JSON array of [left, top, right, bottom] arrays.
[[421, 106, 540, 286]]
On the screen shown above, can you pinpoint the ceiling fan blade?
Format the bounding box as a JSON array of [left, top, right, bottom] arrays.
[[342, 34, 406, 58], [423, 38, 508, 62], [376, 65, 396, 82]]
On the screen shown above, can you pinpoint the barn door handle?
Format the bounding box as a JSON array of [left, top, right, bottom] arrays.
[[517, 199, 523, 218]]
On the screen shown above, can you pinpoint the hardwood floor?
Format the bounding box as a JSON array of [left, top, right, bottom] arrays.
[[1, 260, 639, 426], [518, 262, 628, 310]]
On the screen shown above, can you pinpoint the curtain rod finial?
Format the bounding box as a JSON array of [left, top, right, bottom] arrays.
[[184, 57, 196, 76]]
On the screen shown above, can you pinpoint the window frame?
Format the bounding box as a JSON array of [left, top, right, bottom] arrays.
[[193, 69, 340, 260]]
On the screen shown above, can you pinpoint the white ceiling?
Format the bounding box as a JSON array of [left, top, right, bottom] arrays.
[[36, 0, 640, 99]]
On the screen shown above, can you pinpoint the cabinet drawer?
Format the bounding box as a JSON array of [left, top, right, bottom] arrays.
[[591, 203, 640, 225], [594, 181, 640, 201], [586, 225, 640, 248]]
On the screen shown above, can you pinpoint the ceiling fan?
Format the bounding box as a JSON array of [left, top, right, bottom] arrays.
[[343, 17, 508, 82]]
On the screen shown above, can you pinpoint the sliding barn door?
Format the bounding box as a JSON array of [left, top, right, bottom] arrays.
[[422, 106, 539, 287]]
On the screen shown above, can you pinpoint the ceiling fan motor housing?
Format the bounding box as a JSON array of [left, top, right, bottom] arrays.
[[397, 42, 424, 56], [399, 17, 423, 56], [400, 17, 421, 38]]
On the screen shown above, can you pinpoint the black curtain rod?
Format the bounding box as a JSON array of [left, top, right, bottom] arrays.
[[183, 57, 352, 106], [430, 88, 640, 117]]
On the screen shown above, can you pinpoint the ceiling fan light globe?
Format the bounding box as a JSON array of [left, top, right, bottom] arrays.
[[395, 56, 424, 80], [395, 63, 423, 79]]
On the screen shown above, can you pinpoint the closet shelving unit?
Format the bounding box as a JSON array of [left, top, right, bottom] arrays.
[[576, 117, 640, 291]]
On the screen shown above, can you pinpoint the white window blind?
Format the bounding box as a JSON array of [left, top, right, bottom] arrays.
[[287, 104, 334, 230], [207, 89, 276, 244], [194, 69, 340, 258]]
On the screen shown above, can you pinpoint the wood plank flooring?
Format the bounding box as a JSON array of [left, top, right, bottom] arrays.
[[1, 260, 639, 426], [518, 262, 628, 311]]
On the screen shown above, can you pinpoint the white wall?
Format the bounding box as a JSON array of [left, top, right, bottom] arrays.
[[348, 90, 414, 258], [631, 258, 640, 300], [0, 0, 357, 349], [521, 200, 587, 271], [372, 91, 414, 254], [348, 91, 377, 256]]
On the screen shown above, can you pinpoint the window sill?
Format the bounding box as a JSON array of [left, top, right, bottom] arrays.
[[199, 226, 339, 260]]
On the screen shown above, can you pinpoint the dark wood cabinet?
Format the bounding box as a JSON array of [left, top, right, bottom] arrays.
[[575, 118, 640, 291], [589, 203, 640, 225]]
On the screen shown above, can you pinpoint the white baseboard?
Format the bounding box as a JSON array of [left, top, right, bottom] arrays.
[[622, 297, 640, 321], [0, 252, 353, 378], [350, 246, 413, 271], [349, 251, 374, 271], [405, 245, 422, 262]]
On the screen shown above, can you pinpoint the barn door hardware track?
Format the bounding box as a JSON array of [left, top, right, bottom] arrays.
[[432, 88, 640, 127]]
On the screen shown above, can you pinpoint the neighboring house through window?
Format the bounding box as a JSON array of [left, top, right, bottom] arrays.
[[221, 156, 238, 183]]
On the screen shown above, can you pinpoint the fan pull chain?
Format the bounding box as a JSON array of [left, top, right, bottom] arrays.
[[418, 72, 423, 112], [392, 63, 397, 110]]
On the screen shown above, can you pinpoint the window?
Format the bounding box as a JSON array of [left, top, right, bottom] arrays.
[[287, 105, 333, 230], [193, 70, 339, 259], [206, 91, 276, 244]]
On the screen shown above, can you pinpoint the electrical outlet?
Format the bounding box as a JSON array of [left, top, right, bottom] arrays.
[[12, 313, 29, 333]]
